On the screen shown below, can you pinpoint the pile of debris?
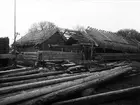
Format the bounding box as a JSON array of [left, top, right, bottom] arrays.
[[35, 60, 89, 73], [0, 61, 140, 105]]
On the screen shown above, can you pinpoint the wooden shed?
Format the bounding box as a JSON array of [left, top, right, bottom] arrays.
[[86, 27, 140, 53], [15, 29, 67, 52], [67, 27, 140, 53], [66, 28, 140, 60]]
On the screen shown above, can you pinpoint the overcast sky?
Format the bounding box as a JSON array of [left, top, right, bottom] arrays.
[[0, 0, 140, 44]]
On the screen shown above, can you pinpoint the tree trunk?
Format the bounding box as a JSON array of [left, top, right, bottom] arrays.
[[0, 71, 65, 82], [0, 67, 32, 75], [0, 65, 15, 71], [53, 85, 140, 105], [0, 66, 127, 105], [0, 73, 77, 87], [17, 66, 131, 105], [90, 62, 129, 72], [0, 73, 92, 95], [1, 69, 44, 78]]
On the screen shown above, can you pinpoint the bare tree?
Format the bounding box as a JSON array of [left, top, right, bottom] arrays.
[[117, 29, 140, 41], [28, 23, 39, 34], [73, 25, 86, 32], [28, 21, 57, 34]]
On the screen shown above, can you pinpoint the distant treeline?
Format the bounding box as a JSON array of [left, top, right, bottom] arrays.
[[116, 29, 140, 42]]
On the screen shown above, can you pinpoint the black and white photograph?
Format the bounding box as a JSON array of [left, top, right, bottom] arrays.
[[0, 0, 140, 105]]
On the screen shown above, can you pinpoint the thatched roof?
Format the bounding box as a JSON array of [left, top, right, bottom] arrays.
[[64, 29, 99, 46], [16, 28, 66, 46], [68, 27, 140, 52]]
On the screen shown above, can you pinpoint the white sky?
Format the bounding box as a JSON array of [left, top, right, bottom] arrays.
[[0, 0, 140, 45]]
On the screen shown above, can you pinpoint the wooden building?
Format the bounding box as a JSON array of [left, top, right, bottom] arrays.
[[63, 29, 93, 60], [15, 29, 84, 65], [66, 28, 140, 61], [15, 29, 67, 52], [85, 27, 140, 53], [15, 27, 140, 62], [67, 28, 140, 53]]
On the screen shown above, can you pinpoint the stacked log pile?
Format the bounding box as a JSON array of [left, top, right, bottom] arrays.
[[0, 61, 140, 105]]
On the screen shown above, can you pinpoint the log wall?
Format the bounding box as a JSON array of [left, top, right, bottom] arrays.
[[38, 51, 82, 61], [95, 53, 140, 61], [17, 52, 38, 66], [17, 51, 82, 66]]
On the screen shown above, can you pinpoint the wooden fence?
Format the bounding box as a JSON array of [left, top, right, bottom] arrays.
[[17, 51, 83, 66], [95, 53, 140, 61], [38, 51, 82, 61], [17, 52, 38, 66]]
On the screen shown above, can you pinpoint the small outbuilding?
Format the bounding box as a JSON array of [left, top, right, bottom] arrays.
[[15, 29, 67, 52]]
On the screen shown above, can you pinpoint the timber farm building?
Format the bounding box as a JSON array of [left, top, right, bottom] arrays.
[[66, 27, 140, 53], [15, 27, 140, 63], [65, 27, 140, 60], [16, 27, 140, 53], [15, 28, 67, 52]]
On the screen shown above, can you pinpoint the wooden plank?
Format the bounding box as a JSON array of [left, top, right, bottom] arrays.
[[95, 53, 140, 61], [39, 51, 82, 61], [0, 54, 15, 59], [0, 65, 15, 71]]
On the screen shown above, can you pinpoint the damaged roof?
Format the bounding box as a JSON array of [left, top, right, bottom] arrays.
[[64, 29, 95, 45], [68, 27, 140, 52]]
